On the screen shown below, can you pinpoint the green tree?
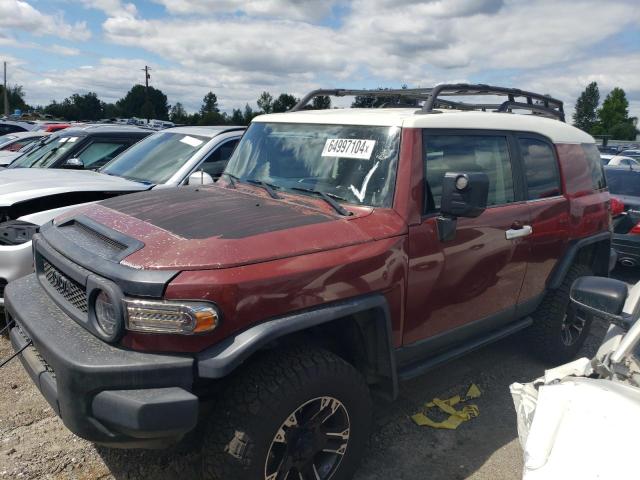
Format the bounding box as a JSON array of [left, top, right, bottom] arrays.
[[572, 82, 600, 132], [0, 84, 29, 112], [230, 108, 244, 125], [102, 102, 120, 118], [243, 103, 256, 124], [200, 92, 219, 115], [169, 102, 188, 123], [44, 92, 104, 121], [257, 91, 273, 114], [272, 93, 299, 113], [595, 87, 638, 140], [116, 85, 169, 120], [311, 95, 331, 110]]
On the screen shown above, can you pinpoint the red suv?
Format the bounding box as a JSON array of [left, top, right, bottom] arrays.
[[5, 85, 614, 480]]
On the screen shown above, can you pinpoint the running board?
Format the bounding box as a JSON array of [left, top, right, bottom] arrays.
[[397, 317, 533, 381]]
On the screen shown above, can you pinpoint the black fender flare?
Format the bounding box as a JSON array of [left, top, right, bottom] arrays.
[[196, 294, 399, 399], [547, 231, 612, 289]]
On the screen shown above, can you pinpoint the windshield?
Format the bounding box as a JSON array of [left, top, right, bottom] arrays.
[[101, 131, 210, 184], [224, 122, 401, 207], [606, 169, 640, 196], [9, 135, 78, 168]]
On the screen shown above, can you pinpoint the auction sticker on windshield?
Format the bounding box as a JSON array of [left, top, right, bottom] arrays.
[[180, 135, 204, 147], [322, 138, 376, 160]]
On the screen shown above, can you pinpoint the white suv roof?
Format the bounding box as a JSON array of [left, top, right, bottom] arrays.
[[256, 109, 593, 145], [256, 84, 593, 145]]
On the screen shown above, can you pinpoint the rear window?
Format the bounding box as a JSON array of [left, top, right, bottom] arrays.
[[583, 144, 607, 191], [519, 137, 561, 199], [605, 168, 640, 197]]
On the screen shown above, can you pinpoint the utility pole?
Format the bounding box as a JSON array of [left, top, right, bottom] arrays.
[[142, 65, 151, 124], [3, 61, 8, 117]]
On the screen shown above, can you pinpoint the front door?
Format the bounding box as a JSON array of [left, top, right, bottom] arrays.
[[403, 130, 530, 348]]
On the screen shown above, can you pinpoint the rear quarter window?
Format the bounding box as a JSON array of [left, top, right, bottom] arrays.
[[582, 143, 607, 191]]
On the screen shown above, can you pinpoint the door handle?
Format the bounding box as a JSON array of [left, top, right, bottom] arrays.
[[505, 225, 533, 240]]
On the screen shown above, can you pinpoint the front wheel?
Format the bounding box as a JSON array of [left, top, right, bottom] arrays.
[[201, 346, 372, 480]]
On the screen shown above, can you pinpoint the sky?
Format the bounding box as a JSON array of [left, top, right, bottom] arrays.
[[0, 0, 639, 119]]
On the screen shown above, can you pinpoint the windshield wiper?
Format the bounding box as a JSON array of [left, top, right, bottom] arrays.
[[223, 172, 239, 188], [290, 187, 352, 216], [247, 179, 281, 199]]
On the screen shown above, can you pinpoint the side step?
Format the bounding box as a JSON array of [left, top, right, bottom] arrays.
[[397, 317, 533, 381]]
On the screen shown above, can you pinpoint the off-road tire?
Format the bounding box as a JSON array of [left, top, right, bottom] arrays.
[[527, 263, 593, 364], [201, 346, 372, 480]]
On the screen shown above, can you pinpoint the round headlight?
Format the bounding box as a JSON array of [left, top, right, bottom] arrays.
[[95, 290, 118, 336]]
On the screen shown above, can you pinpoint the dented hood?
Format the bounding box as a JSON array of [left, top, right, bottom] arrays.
[[58, 185, 405, 270], [0, 168, 147, 207]]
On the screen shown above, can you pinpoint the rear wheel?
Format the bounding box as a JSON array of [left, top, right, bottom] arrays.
[[527, 263, 593, 364], [201, 346, 372, 480]]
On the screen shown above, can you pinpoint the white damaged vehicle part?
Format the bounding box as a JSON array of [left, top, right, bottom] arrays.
[[511, 278, 640, 479]]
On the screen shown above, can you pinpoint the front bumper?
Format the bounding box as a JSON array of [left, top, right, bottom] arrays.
[[612, 233, 640, 267], [5, 274, 198, 448], [0, 240, 34, 305]]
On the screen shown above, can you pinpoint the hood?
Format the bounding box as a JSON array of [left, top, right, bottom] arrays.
[[0, 168, 147, 207], [0, 151, 19, 166], [59, 185, 406, 270]]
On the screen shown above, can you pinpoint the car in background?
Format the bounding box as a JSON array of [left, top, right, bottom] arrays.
[[600, 154, 640, 167], [0, 131, 50, 167], [0, 131, 48, 152], [620, 149, 640, 160], [0, 120, 37, 136], [35, 122, 71, 133], [0, 125, 244, 305], [6, 125, 152, 171], [597, 145, 622, 155], [511, 275, 640, 480], [605, 165, 640, 267]]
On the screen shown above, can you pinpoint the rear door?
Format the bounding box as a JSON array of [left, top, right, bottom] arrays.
[[404, 130, 530, 347], [515, 135, 569, 311]]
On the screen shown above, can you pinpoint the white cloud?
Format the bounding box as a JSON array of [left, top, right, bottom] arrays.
[[153, 0, 338, 21], [0, 0, 91, 41], [4, 0, 640, 122]]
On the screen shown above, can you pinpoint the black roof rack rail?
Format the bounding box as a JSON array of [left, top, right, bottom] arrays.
[[290, 84, 565, 121]]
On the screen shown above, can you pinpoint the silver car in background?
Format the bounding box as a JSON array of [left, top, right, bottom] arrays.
[[0, 125, 244, 305]]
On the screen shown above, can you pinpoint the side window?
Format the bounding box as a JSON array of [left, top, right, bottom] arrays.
[[423, 134, 514, 213], [201, 139, 239, 179], [519, 137, 561, 199], [76, 141, 130, 168], [582, 143, 607, 190]]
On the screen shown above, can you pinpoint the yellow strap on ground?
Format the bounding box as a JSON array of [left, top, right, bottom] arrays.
[[411, 384, 481, 430]]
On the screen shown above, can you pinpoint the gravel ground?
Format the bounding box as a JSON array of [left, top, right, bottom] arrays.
[[1, 267, 637, 480]]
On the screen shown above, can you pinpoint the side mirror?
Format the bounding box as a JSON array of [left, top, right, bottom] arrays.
[[437, 172, 489, 242], [62, 158, 84, 170], [440, 172, 489, 218], [187, 170, 214, 186], [570, 276, 633, 329]]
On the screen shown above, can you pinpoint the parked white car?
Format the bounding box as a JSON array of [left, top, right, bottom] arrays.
[[511, 275, 640, 480], [600, 154, 639, 167], [0, 125, 244, 305], [0, 131, 49, 166]]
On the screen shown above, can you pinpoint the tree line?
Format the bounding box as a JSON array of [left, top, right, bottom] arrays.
[[0, 84, 331, 126], [3, 81, 637, 139], [572, 83, 637, 140]]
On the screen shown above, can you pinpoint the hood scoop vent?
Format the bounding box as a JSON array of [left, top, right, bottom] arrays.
[[56, 216, 143, 262]]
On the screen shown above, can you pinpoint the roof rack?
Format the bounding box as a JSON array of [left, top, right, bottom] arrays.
[[290, 83, 565, 121]]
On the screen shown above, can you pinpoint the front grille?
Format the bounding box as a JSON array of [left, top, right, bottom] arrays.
[[0, 278, 6, 298], [14, 323, 56, 378], [43, 261, 88, 313]]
